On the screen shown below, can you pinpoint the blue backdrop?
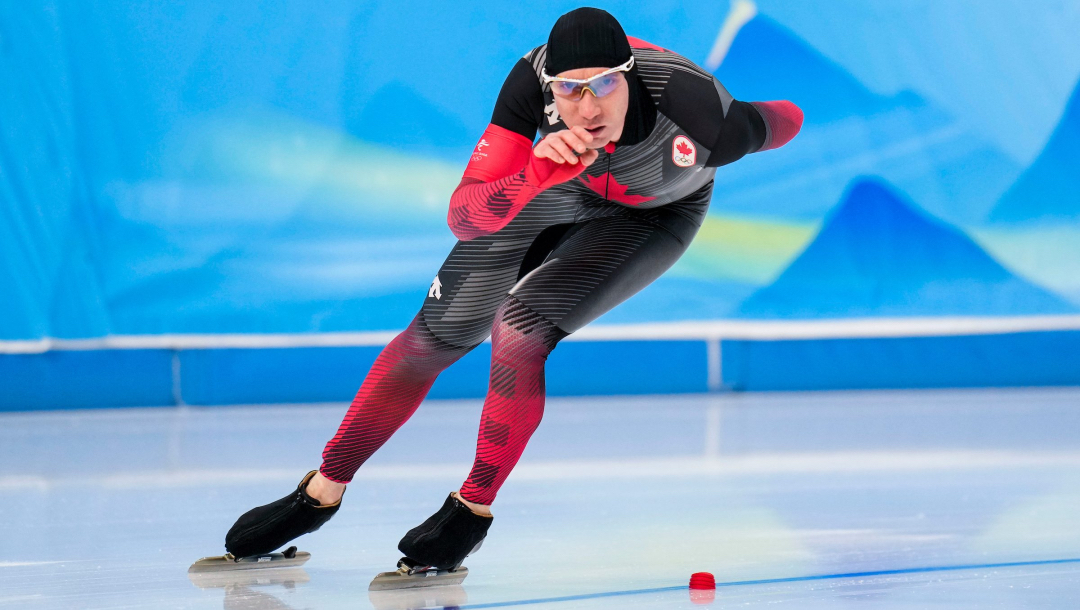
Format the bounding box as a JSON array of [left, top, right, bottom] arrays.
[[3, 0, 1080, 341]]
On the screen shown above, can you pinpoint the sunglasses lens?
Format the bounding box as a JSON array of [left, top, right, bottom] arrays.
[[588, 75, 621, 97], [550, 74, 622, 99], [550, 81, 582, 97]]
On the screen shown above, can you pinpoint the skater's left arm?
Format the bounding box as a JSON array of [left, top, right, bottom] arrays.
[[702, 97, 802, 168], [661, 72, 802, 168]]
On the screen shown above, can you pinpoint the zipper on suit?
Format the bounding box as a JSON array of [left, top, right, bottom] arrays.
[[604, 149, 611, 200]]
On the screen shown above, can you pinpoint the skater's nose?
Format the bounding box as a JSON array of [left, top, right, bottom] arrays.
[[577, 93, 602, 120]]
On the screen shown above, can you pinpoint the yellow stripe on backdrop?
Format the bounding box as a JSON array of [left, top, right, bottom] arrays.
[[673, 214, 819, 284], [971, 226, 1080, 305]]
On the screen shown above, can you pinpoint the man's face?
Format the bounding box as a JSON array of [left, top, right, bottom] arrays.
[[551, 67, 629, 148]]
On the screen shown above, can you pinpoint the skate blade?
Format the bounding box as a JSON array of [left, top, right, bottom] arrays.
[[187, 566, 310, 589], [188, 548, 311, 573], [368, 566, 468, 591]]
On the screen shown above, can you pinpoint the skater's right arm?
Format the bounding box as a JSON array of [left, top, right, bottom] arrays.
[[447, 128, 597, 240], [447, 58, 594, 241]]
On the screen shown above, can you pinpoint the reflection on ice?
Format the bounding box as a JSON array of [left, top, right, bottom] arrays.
[[220, 586, 299, 610], [187, 566, 310, 610], [187, 566, 311, 590], [368, 584, 468, 610]]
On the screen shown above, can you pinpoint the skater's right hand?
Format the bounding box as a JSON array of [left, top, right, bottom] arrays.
[[533, 127, 600, 167], [525, 127, 599, 191]]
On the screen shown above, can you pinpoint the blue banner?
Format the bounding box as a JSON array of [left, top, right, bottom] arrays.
[[3, 1, 1080, 341]]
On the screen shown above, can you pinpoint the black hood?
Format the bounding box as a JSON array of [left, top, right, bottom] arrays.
[[546, 7, 656, 145]]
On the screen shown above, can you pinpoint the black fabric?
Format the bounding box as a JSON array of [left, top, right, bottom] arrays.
[[516, 222, 577, 281], [224, 471, 341, 557], [398, 493, 493, 570], [490, 58, 547, 140], [423, 187, 710, 347], [620, 69, 657, 146], [510, 188, 709, 334], [545, 7, 632, 75], [704, 100, 767, 167], [659, 70, 726, 152]]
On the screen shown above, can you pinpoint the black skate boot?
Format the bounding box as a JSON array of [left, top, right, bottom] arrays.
[[224, 470, 342, 558], [368, 493, 492, 590]]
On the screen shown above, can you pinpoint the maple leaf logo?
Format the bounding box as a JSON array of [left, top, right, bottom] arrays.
[[579, 173, 607, 195], [672, 137, 696, 167], [579, 173, 656, 206]]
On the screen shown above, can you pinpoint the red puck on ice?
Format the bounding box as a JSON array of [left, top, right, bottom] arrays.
[[689, 572, 716, 590]]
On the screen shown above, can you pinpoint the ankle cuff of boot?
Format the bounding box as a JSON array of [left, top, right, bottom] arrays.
[[452, 492, 492, 518], [298, 470, 343, 509]]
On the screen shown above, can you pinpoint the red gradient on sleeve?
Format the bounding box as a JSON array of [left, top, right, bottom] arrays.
[[448, 125, 590, 240], [752, 101, 804, 150], [523, 153, 589, 191], [462, 124, 533, 182]]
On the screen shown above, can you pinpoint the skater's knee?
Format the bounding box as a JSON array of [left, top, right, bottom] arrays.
[[420, 296, 498, 350], [490, 296, 568, 359], [391, 313, 475, 371]]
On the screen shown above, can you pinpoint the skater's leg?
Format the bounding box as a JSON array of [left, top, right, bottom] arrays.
[[319, 200, 581, 485], [319, 313, 473, 484], [457, 295, 567, 506], [223, 314, 474, 557]]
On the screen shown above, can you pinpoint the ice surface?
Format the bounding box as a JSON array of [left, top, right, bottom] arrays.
[[2, 388, 1079, 608]]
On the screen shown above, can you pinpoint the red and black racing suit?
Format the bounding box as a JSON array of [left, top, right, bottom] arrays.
[[320, 37, 802, 504]]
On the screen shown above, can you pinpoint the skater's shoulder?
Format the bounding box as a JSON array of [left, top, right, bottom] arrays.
[[624, 37, 722, 126], [628, 37, 712, 83], [642, 43, 736, 143], [489, 47, 547, 138], [512, 44, 547, 85]]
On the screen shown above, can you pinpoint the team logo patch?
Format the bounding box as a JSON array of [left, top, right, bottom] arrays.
[[672, 135, 696, 168], [471, 138, 490, 163]]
